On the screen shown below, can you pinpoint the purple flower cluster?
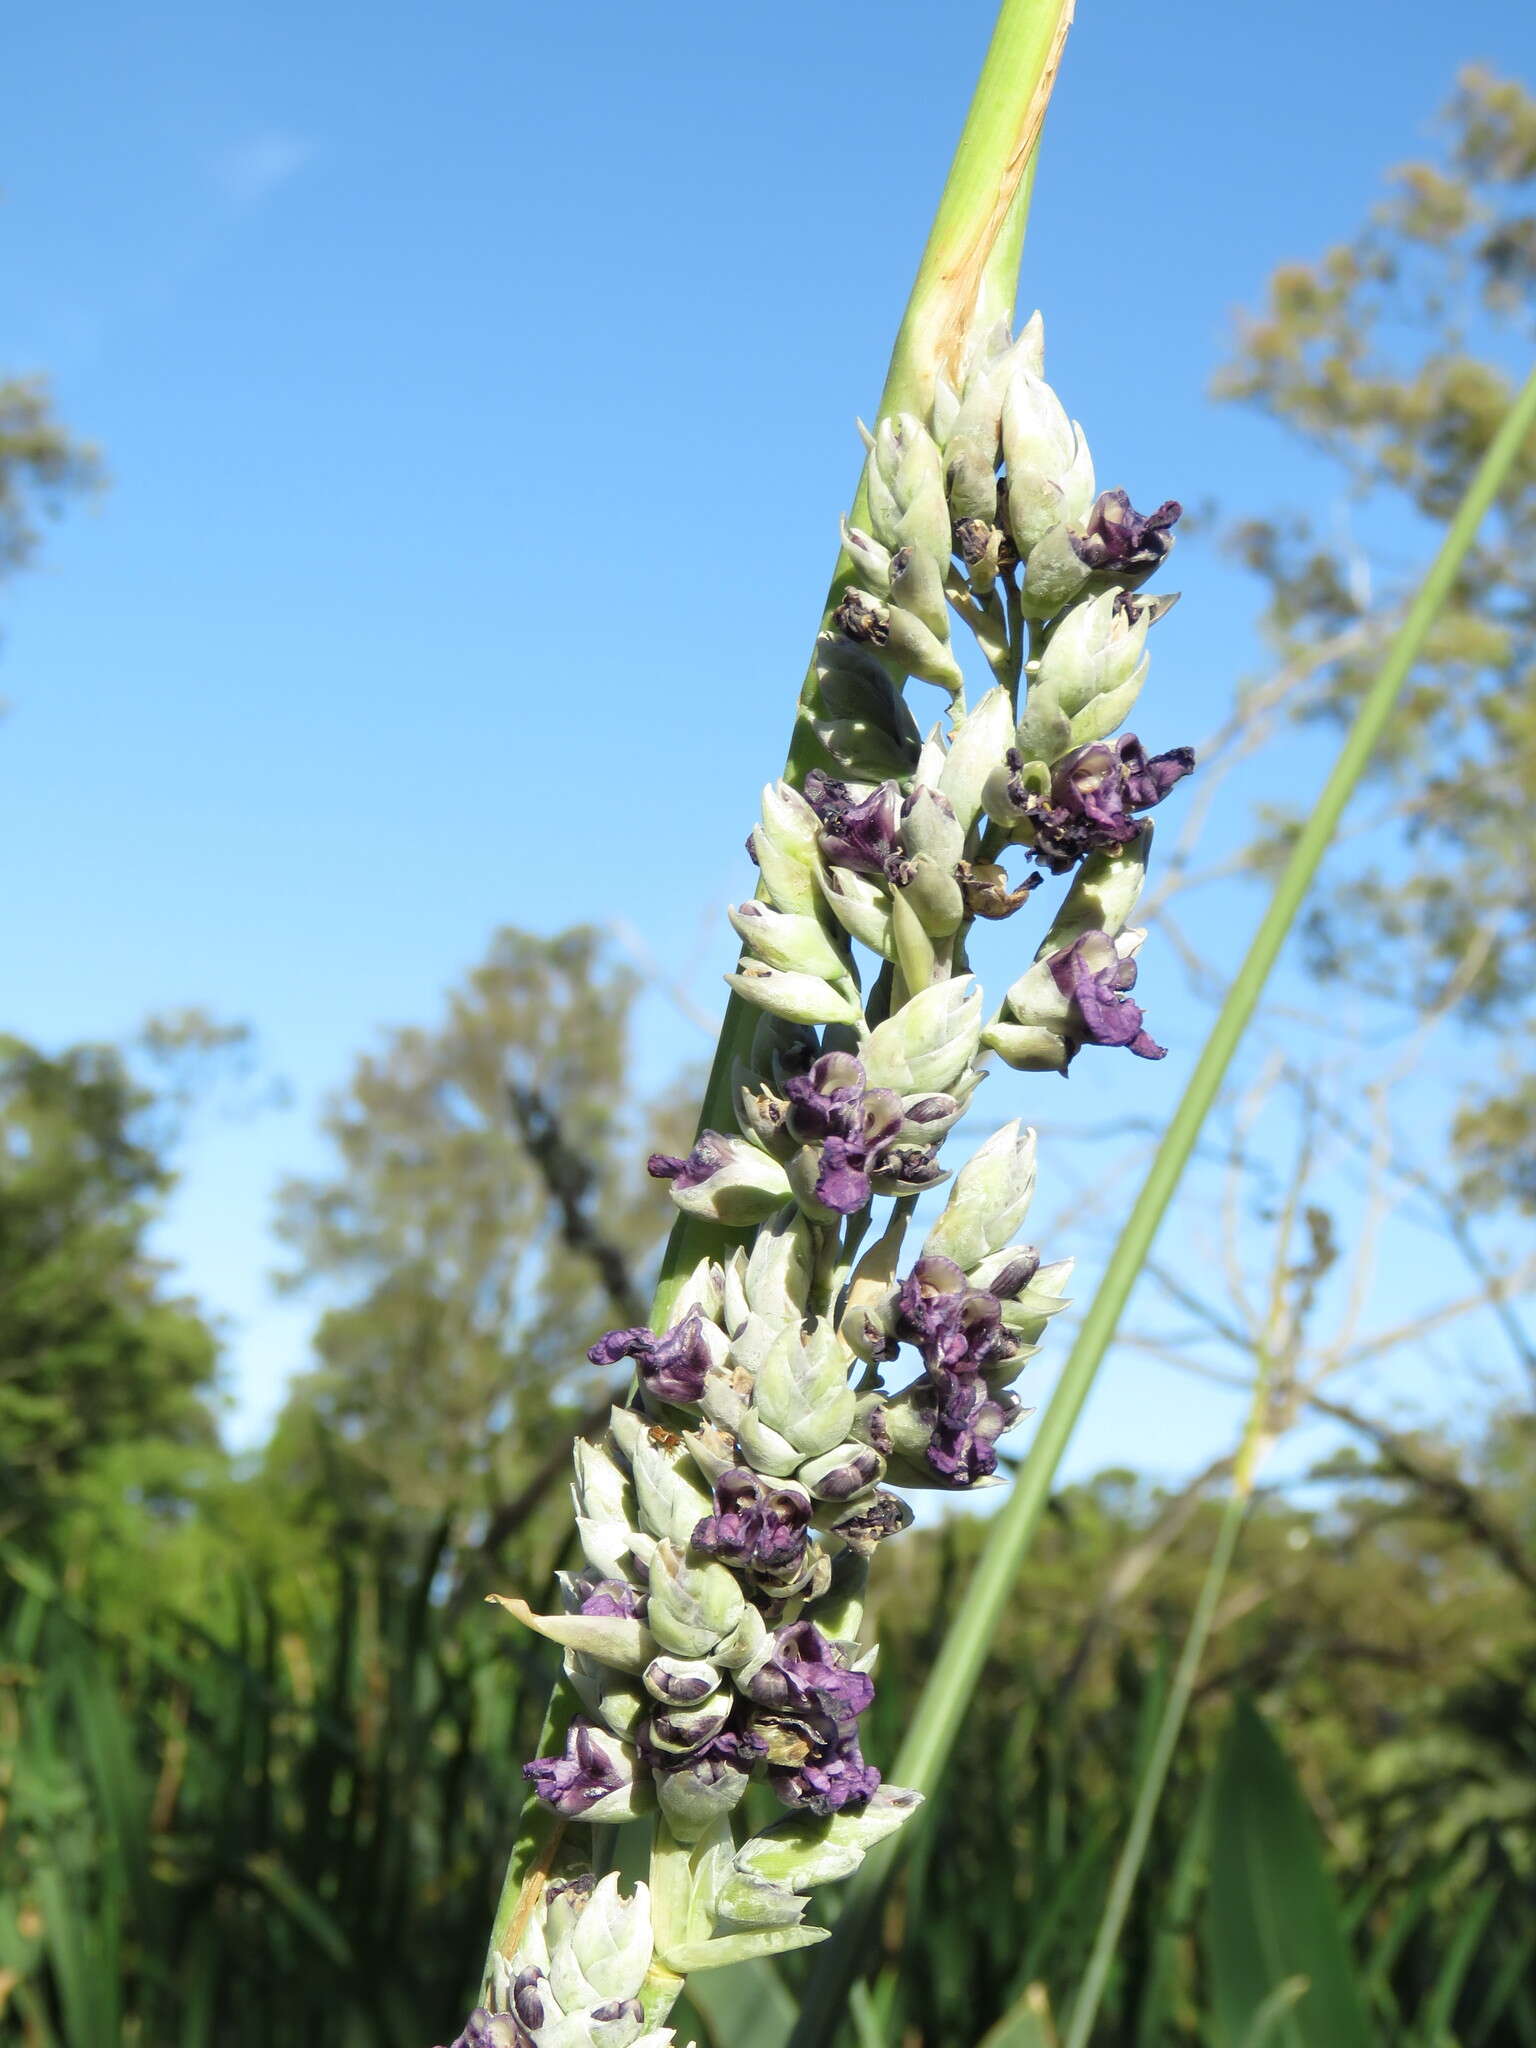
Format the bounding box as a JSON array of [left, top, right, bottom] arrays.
[[1013, 734, 1196, 875], [692, 1468, 812, 1590], [893, 1254, 1029, 1486], [743, 1620, 880, 1816], [784, 1050, 942, 1215]]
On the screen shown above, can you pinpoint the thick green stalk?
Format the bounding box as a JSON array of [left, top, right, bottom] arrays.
[[654, 0, 1069, 1325], [483, 0, 1075, 1965], [787, 359, 1536, 2048]]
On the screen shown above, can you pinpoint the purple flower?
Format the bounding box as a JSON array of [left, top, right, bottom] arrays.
[[1014, 736, 1195, 876], [783, 1051, 867, 1142], [578, 1579, 644, 1619], [1049, 931, 1166, 1061], [647, 1130, 731, 1191], [692, 1468, 812, 1587], [802, 773, 909, 884], [1071, 488, 1181, 578], [896, 1255, 1018, 1375], [753, 1704, 882, 1816], [783, 1053, 920, 1216], [588, 1309, 717, 1405], [744, 1620, 875, 1721], [522, 1719, 626, 1818], [924, 1373, 1020, 1487]]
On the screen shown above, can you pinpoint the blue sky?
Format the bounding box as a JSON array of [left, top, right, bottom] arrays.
[[4, 0, 1533, 1480]]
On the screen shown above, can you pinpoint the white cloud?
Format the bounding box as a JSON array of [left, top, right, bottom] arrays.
[[216, 130, 316, 208]]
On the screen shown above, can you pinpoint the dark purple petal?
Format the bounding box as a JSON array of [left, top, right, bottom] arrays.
[[924, 1373, 1020, 1486], [1070, 488, 1182, 573], [745, 1620, 875, 1721], [1118, 735, 1196, 809], [894, 1255, 1015, 1375], [522, 1720, 625, 1818], [647, 1130, 732, 1191], [579, 1580, 644, 1619], [802, 773, 908, 883], [511, 1970, 547, 2034], [692, 1469, 812, 1584], [587, 1311, 716, 1405], [814, 1134, 874, 1215], [753, 1701, 882, 1816], [784, 1053, 867, 1143], [1049, 932, 1166, 1061]]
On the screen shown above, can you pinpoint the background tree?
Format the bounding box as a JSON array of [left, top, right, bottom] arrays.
[[268, 924, 699, 1555], [1215, 65, 1536, 1212], [0, 1033, 221, 1550]]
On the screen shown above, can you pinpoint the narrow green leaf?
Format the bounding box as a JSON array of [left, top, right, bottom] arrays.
[[977, 1982, 1058, 2048], [1421, 1883, 1498, 2043], [1205, 1700, 1373, 2048]]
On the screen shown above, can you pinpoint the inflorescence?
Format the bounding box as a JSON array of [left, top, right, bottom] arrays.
[[439, 313, 1192, 2048]]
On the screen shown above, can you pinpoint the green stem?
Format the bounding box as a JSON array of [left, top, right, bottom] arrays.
[[786, 357, 1536, 2048], [484, 0, 1077, 1954]]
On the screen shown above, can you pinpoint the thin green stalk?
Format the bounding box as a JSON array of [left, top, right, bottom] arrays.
[[787, 359, 1536, 2048], [483, 0, 1075, 1964]]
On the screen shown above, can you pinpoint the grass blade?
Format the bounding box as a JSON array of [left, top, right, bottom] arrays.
[[1205, 1700, 1372, 2048]]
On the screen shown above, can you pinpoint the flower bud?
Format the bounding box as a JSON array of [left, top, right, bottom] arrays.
[[865, 413, 952, 564], [1033, 587, 1150, 721], [726, 959, 865, 1029], [1017, 520, 1094, 619], [647, 1692, 734, 1759], [646, 1541, 747, 1661], [860, 975, 982, 1095], [838, 516, 892, 595], [750, 781, 825, 919], [608, 1405, 714, 1548], [935, 684, 1015, 836], [731, 1214, 809, 1333], [797, 1440, 886, 1501], [817, 863, 895, 960], [729, 901, 848, 981], [655, 1750, 753, 1846], [887, 543, 949, 640], [547, 1872, 655, 2012], [922, 1121, 1038, 1273], [837, 1209, 905, 1362], [567, 1653, 650, 1741], [753, 1323, 858, 1461], [643, 1654, 722, 1706], [1001, 365, 1095, 552]]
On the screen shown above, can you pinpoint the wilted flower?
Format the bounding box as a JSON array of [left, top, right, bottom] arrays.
[[1049, 931, 1167, 1061], [1071, 487, 1181, 583], [588, 1311, 722, 1406]]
